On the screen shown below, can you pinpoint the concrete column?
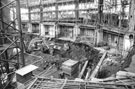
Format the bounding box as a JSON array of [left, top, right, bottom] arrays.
[[27, 23, 32, 33], [123, 34, 134, 51], [75, 0, 79, 21], [40, 23, 45, 36], [55, 24, 60, 37], [49, 25, 55, 38], [73, 25, 80, 38], [96, 29, 103, 44], [108, 34, 111, 45]]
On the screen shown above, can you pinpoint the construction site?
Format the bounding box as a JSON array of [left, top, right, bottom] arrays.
[[1, 0, 135, 89]]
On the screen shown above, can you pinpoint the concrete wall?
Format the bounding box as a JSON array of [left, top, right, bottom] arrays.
[[103, 31, 124, 50]]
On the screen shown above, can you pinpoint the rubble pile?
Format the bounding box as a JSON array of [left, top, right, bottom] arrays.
[[53, 42, 100, 67], [25, 52, 68, 75]]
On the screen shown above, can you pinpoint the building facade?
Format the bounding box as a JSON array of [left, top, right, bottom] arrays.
[[10, 0, 130, 51]]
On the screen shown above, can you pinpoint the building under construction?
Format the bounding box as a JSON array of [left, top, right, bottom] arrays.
[[0, 0, 135, 89]]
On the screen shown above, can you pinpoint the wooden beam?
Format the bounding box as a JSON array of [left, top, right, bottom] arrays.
[[78, 61, 88, 78], [89, 52, 107, 79], [85, 68, 91, 80]]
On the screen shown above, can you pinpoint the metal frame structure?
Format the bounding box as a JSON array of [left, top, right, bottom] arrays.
[[0, 0, 25, 88]]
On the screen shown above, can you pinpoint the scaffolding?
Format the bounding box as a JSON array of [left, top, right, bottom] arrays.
[[0, 0, 25, 88], [0, 0, 131, 88]]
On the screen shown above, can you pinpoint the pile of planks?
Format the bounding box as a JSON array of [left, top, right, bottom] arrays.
[[27, 76, 135, 89]]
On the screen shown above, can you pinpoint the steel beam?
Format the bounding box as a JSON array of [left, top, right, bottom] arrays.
[[0, 1, 15, 10], [16, 0, 25, 67]]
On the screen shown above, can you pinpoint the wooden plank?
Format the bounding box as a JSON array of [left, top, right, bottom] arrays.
[[78, 61, 88, 78], [89, 52, 107, 79], [85, 68, 91, 80], [27, 78, 38, 89]]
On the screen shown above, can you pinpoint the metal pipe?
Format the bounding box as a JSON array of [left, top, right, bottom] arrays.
[[16, 0, 25, 67]]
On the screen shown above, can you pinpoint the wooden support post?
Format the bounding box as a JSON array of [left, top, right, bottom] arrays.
[[89, 52, 107, 80], [85, 68, 91, 80], [78, 61, 88, 78]]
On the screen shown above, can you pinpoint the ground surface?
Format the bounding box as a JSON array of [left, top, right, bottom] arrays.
[[23, 42, 100, 79], [125, 55, 135, 73]]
